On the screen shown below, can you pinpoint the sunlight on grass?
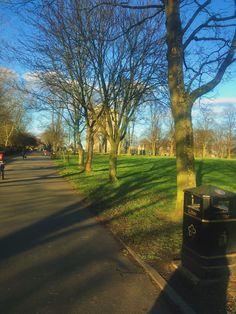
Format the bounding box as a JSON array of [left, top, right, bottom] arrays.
[[55, 154, 236, 262]]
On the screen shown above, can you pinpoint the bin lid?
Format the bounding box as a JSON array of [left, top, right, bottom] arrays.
[[184, 185, 236, 199]]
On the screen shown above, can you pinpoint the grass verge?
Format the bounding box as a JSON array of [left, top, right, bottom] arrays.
[[55, 154, 236, 264]]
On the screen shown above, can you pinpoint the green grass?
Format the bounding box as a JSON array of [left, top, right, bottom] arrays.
[[55, 154, 236, 262]]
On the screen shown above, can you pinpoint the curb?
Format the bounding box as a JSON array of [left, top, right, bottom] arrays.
[[117, 238, 196, 314]]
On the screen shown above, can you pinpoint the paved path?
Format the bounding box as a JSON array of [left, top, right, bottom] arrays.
[[0, 153, 175, 314]]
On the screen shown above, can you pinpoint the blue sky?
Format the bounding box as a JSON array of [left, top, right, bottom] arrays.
[[0, 2, 236, 135]]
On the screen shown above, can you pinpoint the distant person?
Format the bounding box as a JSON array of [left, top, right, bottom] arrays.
[[22, 149, 27, 159], [43, 149, 48, 156], [50, 151, 56, 159], [0, 152, 5, 180]]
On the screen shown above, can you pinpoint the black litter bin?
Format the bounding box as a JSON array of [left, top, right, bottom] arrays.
[[182, 185, 236, 280]]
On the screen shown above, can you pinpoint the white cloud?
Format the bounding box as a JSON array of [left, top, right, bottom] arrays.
[[193, 97, 236, 117], [199, 97, 236, 106], [22, 71, 40, 83]]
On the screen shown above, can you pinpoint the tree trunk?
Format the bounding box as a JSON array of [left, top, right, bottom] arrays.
[[77, 133, 84, 166], [118, 141, 121, 156], [73, 130, 77, 154], [4, 125, 14, 147], [127, 146, 131, 155], [202, 143, 206, 159], [152, 142, 157, 156], [173, 103, 196, 213], [84, 127, 94, 172], [170, 140, 174, 156], [109, 141, 119, 182], [227, 139, 232, 159], [78, 145, 85, 166], [166, 0, 196, 214]]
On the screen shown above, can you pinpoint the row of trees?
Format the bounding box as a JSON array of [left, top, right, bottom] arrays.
[[0, 68, 37, 151], [38, 99, 236, 160], [138, 106, 236, 159], [194, 107, 236, 159], [22, 0, 166, 180], [11, 0, 235, 213]]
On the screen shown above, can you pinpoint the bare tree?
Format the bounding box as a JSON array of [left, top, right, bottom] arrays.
[[146, 102, 164, 156], [41, 110, 66, 152], [123, 118, 136, 155], [0, 68, 27, 148], [194, 105, 215, 158], [212, 127, 226, 158], [19, 0, 94, 169], [222, 108, 236, 159], [99, 0, 236, 210], [82, 5, 165, 181]]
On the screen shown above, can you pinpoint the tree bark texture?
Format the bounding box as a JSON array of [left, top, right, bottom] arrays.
[[173, 102, 196, 212], [84, 126, 94, 172], [166, 0, 196, 213], [77, 133, 84, 166], [152, 142, 157, 156], [78, 145, 85, 166], [109, 141, 119, 182]]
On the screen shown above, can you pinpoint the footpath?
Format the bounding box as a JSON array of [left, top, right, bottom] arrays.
[[0, 152, 177, 314]]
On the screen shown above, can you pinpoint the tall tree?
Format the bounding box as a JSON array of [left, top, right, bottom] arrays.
[[165, 0, 235, 211], [21, 0, 93, 169], [84, 4, 165, 181], [24, 0, 165, 181], [0, 68, 27, 148], [102, 0, 236, 211]]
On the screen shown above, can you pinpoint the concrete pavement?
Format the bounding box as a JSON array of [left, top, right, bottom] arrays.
[[0, 153, 177, 314]]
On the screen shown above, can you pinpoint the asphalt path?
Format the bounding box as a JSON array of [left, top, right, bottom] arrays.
[[0, 153, 175, 314]]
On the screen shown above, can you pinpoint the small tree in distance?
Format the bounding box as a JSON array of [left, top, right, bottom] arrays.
[[223, 108, 236, 159]]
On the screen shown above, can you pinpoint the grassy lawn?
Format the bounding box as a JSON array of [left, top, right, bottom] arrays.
[[55, 154, 236, 263]]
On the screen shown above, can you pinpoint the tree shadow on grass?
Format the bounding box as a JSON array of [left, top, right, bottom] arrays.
[[88, 157, 177, 213], [195, 159, 236, 191], [2, 153, 233, 313]]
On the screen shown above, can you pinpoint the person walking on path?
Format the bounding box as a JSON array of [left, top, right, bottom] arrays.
[[0, 151, 5, 180], [22, 148, 27, 159]]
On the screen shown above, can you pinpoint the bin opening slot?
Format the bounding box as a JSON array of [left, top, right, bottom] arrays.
[[212, 200, 230, 213], [186, 194, 201, 213]]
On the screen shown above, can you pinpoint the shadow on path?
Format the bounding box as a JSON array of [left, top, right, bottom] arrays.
[[0, 153, 175, 314]]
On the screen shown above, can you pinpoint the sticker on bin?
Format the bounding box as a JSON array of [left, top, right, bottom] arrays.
[[188, 224, 197, 237], [214, 188, 226, 196]]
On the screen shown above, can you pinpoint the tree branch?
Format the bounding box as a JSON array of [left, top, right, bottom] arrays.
[[91, 2, 164, 10], [107, 11, 164, 41], [183, 0, 211, 34], [192, 36, 231, 42], [190, 31, 236, 101], [184, 14, 236, 49]]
